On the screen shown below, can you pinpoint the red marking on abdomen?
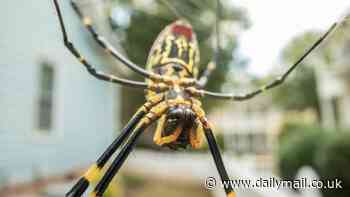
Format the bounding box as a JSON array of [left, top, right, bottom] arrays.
[[172, 25, 193, 40]]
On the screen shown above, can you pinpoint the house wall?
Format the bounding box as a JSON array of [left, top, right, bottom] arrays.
[[0, 0, 117, 184]]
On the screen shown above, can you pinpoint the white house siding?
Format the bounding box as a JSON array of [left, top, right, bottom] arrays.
[[0, 0, 117, 184]]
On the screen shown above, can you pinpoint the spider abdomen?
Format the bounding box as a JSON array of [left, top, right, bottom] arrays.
[[146, 20, 200, 79]]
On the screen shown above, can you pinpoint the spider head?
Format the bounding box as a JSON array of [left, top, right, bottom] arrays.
[[166, 105, 196, 127], [154, 105, 197, 149]]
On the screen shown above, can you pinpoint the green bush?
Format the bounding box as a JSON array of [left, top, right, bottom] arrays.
[[277, 121, 350, 197], [277, 124, 326, 180], [314, 131, 350, 197]]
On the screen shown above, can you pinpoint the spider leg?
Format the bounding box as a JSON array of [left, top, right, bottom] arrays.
[[196, 18, 343, 101], [52, 0, 147, 88], [198, 61, 216, 87], [90, 101, 169, 197], [69, 0, 162, 80], [90, 123, 147, 197], [204, 124, 236, 197], [66, 94, 164, 197], [191, 102, 236, 197]]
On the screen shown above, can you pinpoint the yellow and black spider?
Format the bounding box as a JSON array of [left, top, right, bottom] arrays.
[[51, 0, 344, 196]]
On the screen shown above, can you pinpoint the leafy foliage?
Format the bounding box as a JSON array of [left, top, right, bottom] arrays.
[[277, 119, 350, 196], [277, 123, 325, 181]]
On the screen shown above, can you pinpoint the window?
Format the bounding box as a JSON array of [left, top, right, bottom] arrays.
[[37, 62, 55, 132]]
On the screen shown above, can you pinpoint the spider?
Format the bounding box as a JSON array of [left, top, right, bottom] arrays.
[[51, 0, 344, 196]]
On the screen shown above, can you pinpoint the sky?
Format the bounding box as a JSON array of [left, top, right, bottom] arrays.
[[231, 0, 350, 76]]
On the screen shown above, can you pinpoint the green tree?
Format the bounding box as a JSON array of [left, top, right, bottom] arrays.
[[272, 19, 350, 117]]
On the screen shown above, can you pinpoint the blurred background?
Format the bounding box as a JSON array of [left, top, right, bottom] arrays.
[[0, 0, 349, 197]]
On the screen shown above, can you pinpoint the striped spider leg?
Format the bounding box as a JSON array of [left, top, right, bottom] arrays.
[[194, 17, 347, 101]]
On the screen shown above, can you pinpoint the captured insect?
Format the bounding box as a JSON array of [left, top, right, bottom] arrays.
[[51, 0, 347, 196]]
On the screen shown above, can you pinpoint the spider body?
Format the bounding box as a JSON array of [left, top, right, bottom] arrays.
[[146, 20, 203, 149], [51, 0, 341, 196]]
